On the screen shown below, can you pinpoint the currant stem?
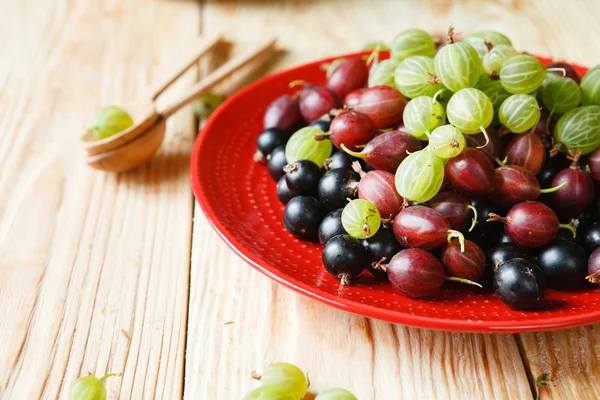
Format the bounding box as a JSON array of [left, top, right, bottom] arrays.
[[447, 229, 465, 252], [476, 126, 490, 148], [100, 373, 122, 383], [339, 273, 352, 286], [467, 205, 478, 232], [446, 276, 482, 288], [586, 271, 600, 284], [283, 163, 298, 174], [539, 181, 567, 194], [559, 223, 577, 238], [253, 150, 266, 164], [348, 181, 360, 196]]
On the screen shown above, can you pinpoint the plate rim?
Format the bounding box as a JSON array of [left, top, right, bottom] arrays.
[[190, 51, 600, 333]]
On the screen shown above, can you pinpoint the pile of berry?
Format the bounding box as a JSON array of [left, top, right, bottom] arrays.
[[255, 28, 600, 311]]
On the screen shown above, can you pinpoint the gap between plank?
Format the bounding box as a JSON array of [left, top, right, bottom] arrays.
[[181, 1, 206, 398], [514, 334, 537, 400]]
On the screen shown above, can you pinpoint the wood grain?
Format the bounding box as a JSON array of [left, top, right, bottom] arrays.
[[518, 326, 600, 400], [3, 0, 600, 399], [0, 0, 200, 398]]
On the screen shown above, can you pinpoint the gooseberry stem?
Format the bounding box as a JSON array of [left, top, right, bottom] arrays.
[[547, 67, 566, 76], [351, 161, 366, 178], [447, 229, 465, 252], [568, 148, 582, 169], [476, 126, 490, 148], [372, 257, 388, 271], [366, 42, 384, 66], [100, 373, 122, 383], [446, 25, 455, 44], [432, 89, 444, 104], [559, 223, 577, 238], [426, 72, 441, 84], [467, 205, 478, 232], [288, 79, 307, 88], [362, 223, 371, 236], [549, 142, 563, 157], [446, 276, 482, 288], [539, 181, 567, 194], [495, 156, 508, 166], [487, 213, 509, 224], [314, 132, 331, 141], [372, 258, 388, 272]]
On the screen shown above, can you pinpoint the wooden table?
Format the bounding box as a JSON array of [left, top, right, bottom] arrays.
[[2, 0, 600, 398]]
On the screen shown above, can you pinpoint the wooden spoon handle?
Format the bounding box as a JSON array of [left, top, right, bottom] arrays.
[[157, 39, 277, 119], [150, 35, 223, 101]]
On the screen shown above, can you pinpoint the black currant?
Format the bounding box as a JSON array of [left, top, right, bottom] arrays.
[[267, 146, 288, 181], [496, 231, 514, 244], [284, 160, 322, 196], [493, 258, 545, 310], [310, 118, 331, 132], [318, 209, 346, 246], [466, 197, 506, 250], [256, 127, 288, 160], [323, 151, 359, 171], [317, 168, 360, 209], [486, 243, 531, 270], [537, 240, 588, 289], [277, 176, 296, 205], [582, 222, 600, 254], [283, 196, 327, 242], [360, 160, 376, 172], [536, 155, 570, 187], [362, 226, 402, 280], [322, 234, 370, 285]]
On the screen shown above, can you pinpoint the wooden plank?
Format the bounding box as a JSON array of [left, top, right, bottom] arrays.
[[518, 326, 600, 400], [0, 0, 200, 398]]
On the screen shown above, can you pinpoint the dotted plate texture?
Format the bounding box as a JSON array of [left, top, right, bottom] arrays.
[[191, 51, 600, 333]]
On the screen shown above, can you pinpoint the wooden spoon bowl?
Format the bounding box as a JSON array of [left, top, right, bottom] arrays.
[[81, 100, 159, 156], [86, 118, 166, 172]]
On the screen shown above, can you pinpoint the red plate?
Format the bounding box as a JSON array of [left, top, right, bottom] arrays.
[[191, 51, 599, 333]]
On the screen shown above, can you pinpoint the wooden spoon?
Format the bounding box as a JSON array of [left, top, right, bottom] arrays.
[[84, 39, 276, 172], [81, 35, 223, 156]]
